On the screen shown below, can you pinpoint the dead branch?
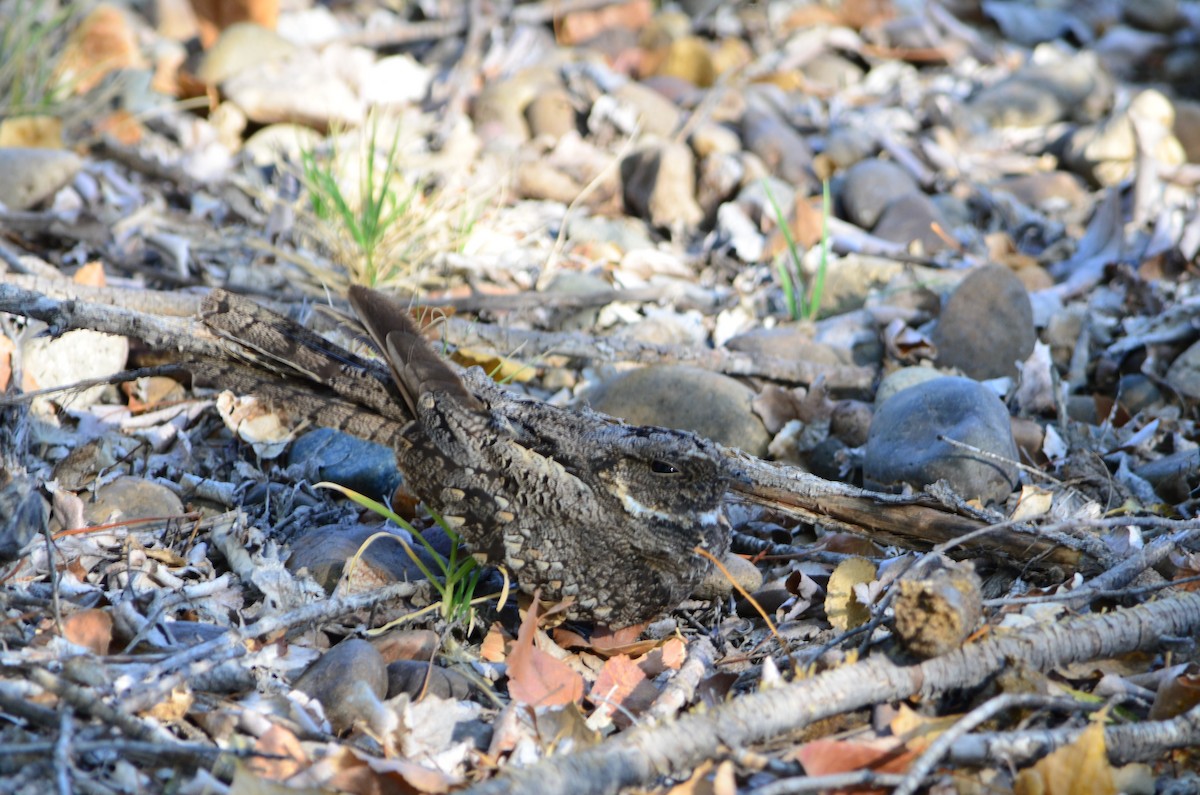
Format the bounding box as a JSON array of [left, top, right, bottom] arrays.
[[463, 590, 1200, 795]]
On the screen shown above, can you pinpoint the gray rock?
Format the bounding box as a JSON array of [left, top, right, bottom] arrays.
[[840, 158, 921, 230], [1134, 449, 1200, 504], [872, 192, 952, 254], [726, 326, 852, 366], [386, 660, 474, 700], [82, 477, 183, 526], [802, 52, 864, 90], [739, 106, 815, 192], [968, 77, 1068, 128], [612, 81, 683, 138], [864, 376, 1019, 504], [823, 125, 877, 170], [583, 365, 770, 456], [565, 214, 656, 252], [288, 427, 401, 502], [830, 400, 873, 448], [0, 147, 82, 211], [543, 271, 611, 332], [1117, 374, 1163, 414], [696, 152, 744, 222], [932, 265, 1036, 380], [875, 366, 943, 406], [294, 639, 387, 733], [1165, 339, 1200, 400], [692, 552, 763, 602], [1124, 0, 1178, 32], [287, 523, 448, 594]]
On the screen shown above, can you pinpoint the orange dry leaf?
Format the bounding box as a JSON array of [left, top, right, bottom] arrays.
[[57, 4, 146, 95], [589, 654, 659, 727], [61, 608, 113, 655], [190, 0, 280, 49], [1015, 718, 1116, 795], [554, 622, 658, 658], [638, 636, 687, 677], [557, 0, 652, 45], [793, 738, 917, 795], [248, 725, 308, 781], [506, 600, 584, 708], [1149, 665, 1200, 721], [888, 704, 961, 753], [73, 261, 107, 287], [144, 683, 193, 722], [481, 622, 510, 663], [825, 557, 876, 632]]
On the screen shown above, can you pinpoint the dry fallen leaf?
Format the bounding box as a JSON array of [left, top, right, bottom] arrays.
[[506, 600, 584, 708], [0, 116, 63, 148], [61, 608, 113, 655], [825, 557, 877, 632], [1015, 717, 1115, 795], [452, 347, 535, 384], [248, 725, 308, 781], [215, 392, 299, 459], [589, 653, 659, 728], [792, 737, 917, 793]]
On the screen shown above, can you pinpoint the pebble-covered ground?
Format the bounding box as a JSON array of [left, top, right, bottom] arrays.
[[2, 0, 1200, 793]]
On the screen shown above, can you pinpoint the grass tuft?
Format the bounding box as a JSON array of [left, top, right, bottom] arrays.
[[297, 113, 482, 291], [0, 0, 77, 116], [764, 178, 832, 322], [317, 481, 483, 628]]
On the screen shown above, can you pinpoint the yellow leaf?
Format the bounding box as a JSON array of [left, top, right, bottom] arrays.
[[1015, 718, 1115, 795], [452, 347, 535, 383], [825, 557, 876, 632]]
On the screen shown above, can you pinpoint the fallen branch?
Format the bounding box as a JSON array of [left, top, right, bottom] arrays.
[[464, 590, 1200, 795]]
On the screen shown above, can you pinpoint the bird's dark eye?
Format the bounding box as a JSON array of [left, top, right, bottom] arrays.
[[650, 460, 680, 475]]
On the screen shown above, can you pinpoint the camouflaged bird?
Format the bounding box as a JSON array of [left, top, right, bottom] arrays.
[[196, 287, 735, 626]]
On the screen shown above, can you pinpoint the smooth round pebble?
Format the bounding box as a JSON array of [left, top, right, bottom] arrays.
[[82, 477, 183, 526], [872, 192, 952, 254], [293, 639, 387, 734], [583, 365, 771, 456], [931, 265, 1036, 380], [874, 366, 943, 406], [693, 552, 763, 602], [1165, 339, 1200, 401], [840, 158, 920, 230], [287, 523, 449, 593], [864, 376, 1019, 504], [386, 660, 474, 700], [288, 427, 402, 502], [0, 147, 81, 211]]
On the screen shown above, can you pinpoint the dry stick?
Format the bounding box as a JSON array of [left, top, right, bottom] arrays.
[[1058, 526, 1199, 611], [121, 580, 420, 716], [748, 770, 907, 795], [54, 708, 71, 795], [644, 637, 717, 724], [462, 590, 1200, 795], [947, 700, 1200, 768], [0, 279, 875, 389], [893, 694, 1095, 795], [25, 668, 174, 745]]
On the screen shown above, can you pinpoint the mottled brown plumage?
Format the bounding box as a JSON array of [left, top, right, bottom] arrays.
[[196, 287, 734, 626]]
